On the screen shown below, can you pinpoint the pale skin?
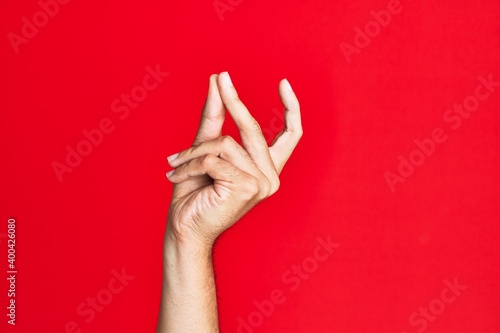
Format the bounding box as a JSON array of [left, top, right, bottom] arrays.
[[156, 71, 303, 332]]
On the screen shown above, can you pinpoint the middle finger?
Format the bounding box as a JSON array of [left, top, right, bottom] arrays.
[[216, 72, 280, 192]]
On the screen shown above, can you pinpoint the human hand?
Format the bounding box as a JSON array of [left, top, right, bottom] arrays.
[[165, 72, 302, 251]]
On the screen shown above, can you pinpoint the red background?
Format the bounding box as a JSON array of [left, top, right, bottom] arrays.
[[1, 0, 499, 332]]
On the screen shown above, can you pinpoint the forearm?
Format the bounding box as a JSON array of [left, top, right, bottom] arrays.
[[157, 227, 219, 333]]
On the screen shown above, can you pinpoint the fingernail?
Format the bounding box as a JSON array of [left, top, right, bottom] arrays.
[[166, 170, 175, 178], [223, 71, 233, 87], [283, 78, 293, 91], [167, 153, 179, 162]]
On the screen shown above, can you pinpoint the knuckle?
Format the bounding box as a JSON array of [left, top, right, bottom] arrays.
[[249, 118, 262, 132], [219, 135, 236, 148], [257, 178, 272, 200], [287, 125, 303, 138], [241, 176, 260, 199], [200, 154, 216, 167], [175, 160, 189, 174], [291, 102, 301, 114], [269, 176, 280, 195], [296, 126, 304, 138], [232, 95, 242, 104], [185, 145, 198, 157], [227, 95, 242, 108]]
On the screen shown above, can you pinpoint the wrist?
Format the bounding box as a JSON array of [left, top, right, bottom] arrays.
[[164, 221, 213, 262], [163, 222, 215, 296]]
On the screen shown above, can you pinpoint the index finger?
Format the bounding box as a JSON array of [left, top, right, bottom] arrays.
[[193, 74, 225, 146]]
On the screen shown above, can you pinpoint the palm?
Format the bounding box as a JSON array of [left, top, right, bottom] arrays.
[[169, 176, 241, 239]]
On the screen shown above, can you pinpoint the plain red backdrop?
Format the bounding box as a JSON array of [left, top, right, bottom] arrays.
[[1, 0, 499, 332]]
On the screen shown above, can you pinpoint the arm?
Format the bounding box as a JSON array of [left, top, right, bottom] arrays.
[[158, 229, 218, 332], [157, 72, 303, 332]]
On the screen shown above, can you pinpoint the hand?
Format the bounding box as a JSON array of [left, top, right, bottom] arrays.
[[165, 72, 302, 250]]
